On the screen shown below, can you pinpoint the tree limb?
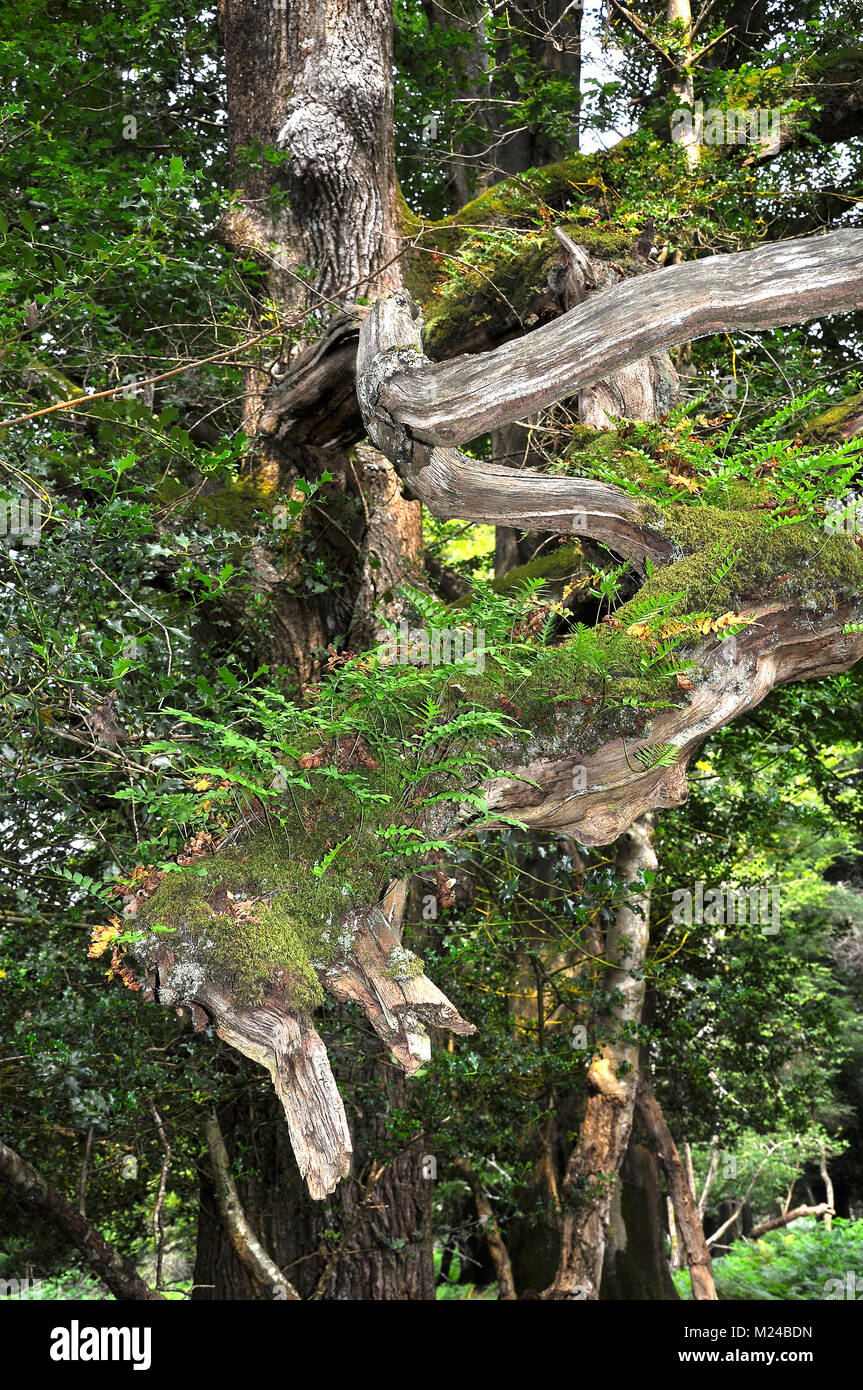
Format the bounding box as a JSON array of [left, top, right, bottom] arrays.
[[0, 1135, 164, 1301], [749, 1202, 834, 1239], [637, 1080, 717, 1300], [205, 1111, 300, 1300], [453, 1157, 518, 1300], [359, 230, 863, 449]]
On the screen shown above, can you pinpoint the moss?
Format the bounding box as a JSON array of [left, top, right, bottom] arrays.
[[801, 392, 863, 445], [158, 477, 272, 532], [450, 542, 586, 608], [400, 149, 632, 332], [446, 153, 611, 230], [138, 829, 382, 1011], [421, 220, 632, 357], [492, 542, 586, 593], [639, 504, 863, 615], [132, 484, 863, 1007], [384, 946, 425, 982]]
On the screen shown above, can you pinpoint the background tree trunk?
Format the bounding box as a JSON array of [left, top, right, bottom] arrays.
[[599, 1133, 679, 1300], [636, 1079, 717, 1300], [544, 815, 657, 1299], [192, 0, 430, 1301], [193, 1082, 436, 1301]]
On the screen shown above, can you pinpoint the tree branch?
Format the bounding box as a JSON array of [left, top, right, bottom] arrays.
[[749, 1202, 834, 1239], [359, 230, 863, 449], [0, 1135, 164, 1301], [205, 1111, 300, 1300], [637, 1080, 717, 1300], [453, 1157, 518, 1300]]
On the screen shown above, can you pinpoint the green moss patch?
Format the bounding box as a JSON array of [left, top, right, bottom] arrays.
[[138, 833, 381, 1011]]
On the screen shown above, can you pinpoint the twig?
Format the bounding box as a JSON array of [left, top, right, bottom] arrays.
[[147, 1098, 172, 1291], [77, 1126, 94, 1218]]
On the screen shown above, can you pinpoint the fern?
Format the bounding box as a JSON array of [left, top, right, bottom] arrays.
[[633, 742, 679, 769]]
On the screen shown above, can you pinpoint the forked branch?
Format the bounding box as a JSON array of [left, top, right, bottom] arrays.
[[360, 229, 863, 452]]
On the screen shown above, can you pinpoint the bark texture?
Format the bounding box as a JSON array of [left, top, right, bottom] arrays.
[[221, 0, 400, 303], [636, 1079, 717, 1300], [362, 230, 863, 446], [544, 815, 656, 1299]]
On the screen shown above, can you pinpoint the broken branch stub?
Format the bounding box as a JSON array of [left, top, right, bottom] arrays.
[[134, 873, 473, 1202]]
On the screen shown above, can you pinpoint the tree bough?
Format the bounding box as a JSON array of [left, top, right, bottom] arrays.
[[130, 229, 863, 1200]]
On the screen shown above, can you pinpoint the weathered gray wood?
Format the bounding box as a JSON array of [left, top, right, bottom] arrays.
[[323, 897, 475, 1074], [473, 598, 863, 846], [356, 292, 674, 562], [136, 885, 473, 1200], [364, 230, 863, 447], [195, 981, 353, 1201]]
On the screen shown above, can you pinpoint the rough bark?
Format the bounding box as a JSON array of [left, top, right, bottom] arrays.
[[220, 0, 400, 304], [636, 1079, 717, 1300], [0, 1135, 163, 1302], [599, 1136, 679, 1300], [360, 230, 863, 447], [543, 815, 657, 1299]]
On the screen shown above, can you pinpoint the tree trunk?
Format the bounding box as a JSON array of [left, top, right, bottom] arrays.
[[544, 815, 657, 1300], [194, 1080, 436, 1301], [636, 1078, 717, 1300], [599, 1133, 679, 1300], [190, 0, 431, 1301]]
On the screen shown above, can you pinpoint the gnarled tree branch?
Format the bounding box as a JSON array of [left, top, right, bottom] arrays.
[[360, 229, 863, 449], [0, 1135, 164, 1301]]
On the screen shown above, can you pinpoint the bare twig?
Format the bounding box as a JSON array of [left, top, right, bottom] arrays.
[[147, 1098, 172, 1291]]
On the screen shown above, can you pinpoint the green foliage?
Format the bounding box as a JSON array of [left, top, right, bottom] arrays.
[[692, 1125, 845, 1222], [2, 0, 862, 1298], [561, 395, 863, 519], [675, 1221, 863, 1301]]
